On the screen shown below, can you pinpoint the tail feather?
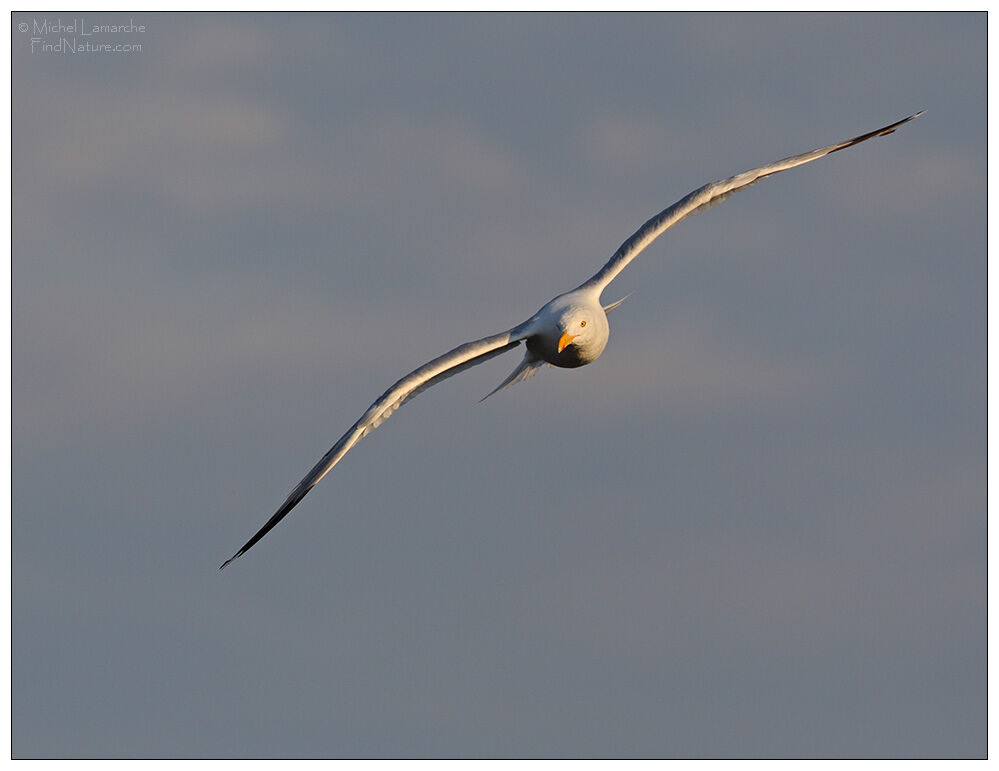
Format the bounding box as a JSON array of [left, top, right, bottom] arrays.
[[480, 351, 547, 402], [602, 293, 632, 314]]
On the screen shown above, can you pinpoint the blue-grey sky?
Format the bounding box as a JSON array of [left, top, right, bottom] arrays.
[[12, 13, 985, 758]]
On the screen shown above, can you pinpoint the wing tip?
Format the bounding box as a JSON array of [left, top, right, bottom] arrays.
[[220, 546, 250, 570], [894, 109, 927, 129], [899, 110, 925, 133], [875, 109, 926, 136], [479, 380, 508, 403], [828, 110, 925, 155]]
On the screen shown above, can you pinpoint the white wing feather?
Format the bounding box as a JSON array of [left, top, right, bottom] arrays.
[[220, 327, 527, 568], [581, 112, 924, 293]]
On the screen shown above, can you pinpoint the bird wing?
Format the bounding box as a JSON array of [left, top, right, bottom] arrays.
[[479, 349, 547, 402], [220, 327, 527, 568], [581, 111, 924, 293]]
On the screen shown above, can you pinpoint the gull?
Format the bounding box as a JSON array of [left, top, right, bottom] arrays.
[[220, 111, 923, 569]]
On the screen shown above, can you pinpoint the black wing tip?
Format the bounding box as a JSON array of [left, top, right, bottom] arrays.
[[891, 109, 926, 127], [890, 110, 927, 131], [218, 490, 310, 571], [829, 110, 925, 155], [869, 109, 926, 137], [892, 110, 926, 124]]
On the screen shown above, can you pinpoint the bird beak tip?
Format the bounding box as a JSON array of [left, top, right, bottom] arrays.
[[557, 332, 576, 354]]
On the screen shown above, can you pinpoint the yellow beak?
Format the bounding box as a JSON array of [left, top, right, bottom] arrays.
[[557, 331, 577, 354]]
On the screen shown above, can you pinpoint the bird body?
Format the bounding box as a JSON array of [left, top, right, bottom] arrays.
[[220, 111, 923, 569], [524, 287, 609, 369]]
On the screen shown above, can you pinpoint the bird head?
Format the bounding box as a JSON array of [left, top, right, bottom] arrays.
[[556, 310, 593, 354], [549, 304, 608, 367]]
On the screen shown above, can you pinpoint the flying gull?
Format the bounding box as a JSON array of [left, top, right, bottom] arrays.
[[221, 111, 923, 569]]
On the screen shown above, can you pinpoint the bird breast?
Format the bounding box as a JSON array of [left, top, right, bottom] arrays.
[[527, 325, 607, 369]]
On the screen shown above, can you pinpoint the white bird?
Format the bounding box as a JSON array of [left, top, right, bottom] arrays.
[[220, 111, 923, 569]]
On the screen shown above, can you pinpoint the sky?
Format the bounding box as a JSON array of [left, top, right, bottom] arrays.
[[12, 12, 985, 759]]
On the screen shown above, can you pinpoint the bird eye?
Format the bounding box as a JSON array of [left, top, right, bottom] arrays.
[[580, 320, 587, 327]]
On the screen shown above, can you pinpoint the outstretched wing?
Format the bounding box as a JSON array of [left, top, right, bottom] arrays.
[[220, 328, 527, 568], [479, 349, 547, 402], [581, 111, 924, 293]]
